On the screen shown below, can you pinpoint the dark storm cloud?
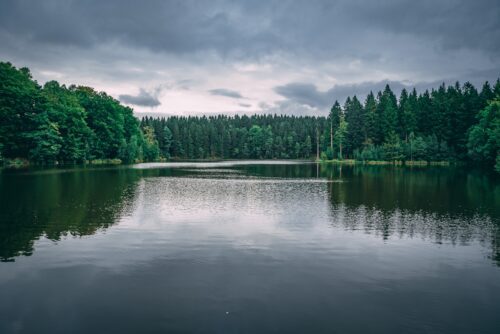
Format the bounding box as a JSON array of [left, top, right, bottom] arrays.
[[347, 0, 500, 54], [209, 88, 243, 99], [275, 80, 451, 109], [0, 0, 280, 57], [0, 0, 499, 58], [1, 0, 499, 115], [119, 89, 161, 107], [274, 83, 331, 108]]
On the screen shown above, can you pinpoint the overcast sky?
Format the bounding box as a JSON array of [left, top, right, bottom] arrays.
[[1, 0, 499, 116]]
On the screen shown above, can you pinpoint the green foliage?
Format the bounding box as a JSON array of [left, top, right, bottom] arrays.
[[42, 81, 91, 162], [334, 115, 348, 159], [425, 134, 450, 161], [378, 85, 398, 141], [400, 89, 418, 140], [0, 62, 46, 158], [329, 100, 342, 150], [406, 133, 427, 161], [345, 96, 364, 153], [319, 79, 499, 170], [467, 98, 500, 169], [383, 131, 404, 161], [363, 92, 378, 144], [303, 135, 312, 158], [354, 141, 385, 161], [161, 126, 173, 158], [141, 114, 323, 160], [132, 77, 500, 172], [0, 62, 157, 164], [322, 147, 333, 160], [141, 126, 160, 162], [26, 112, 62, 162]]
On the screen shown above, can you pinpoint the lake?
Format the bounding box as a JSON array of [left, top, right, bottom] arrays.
[[0, 161, 499, 333]]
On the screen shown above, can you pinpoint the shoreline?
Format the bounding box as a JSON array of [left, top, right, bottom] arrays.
[[317, 159, 456, 166], [1, 157, 468, 169]]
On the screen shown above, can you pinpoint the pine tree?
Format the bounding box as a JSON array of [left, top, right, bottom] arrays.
[[345, 95, 364, 156], [397, 88, 409, 139], [401, 88, 418, 141], [479, 81, 495, 109], [377, 85, 398, 143], [334, 115, 348, 159], [363, 91, 378, 144], [329, 101, 341, 150]]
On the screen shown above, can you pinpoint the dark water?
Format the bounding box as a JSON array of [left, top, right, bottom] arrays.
[[1, 161, 499, 334]]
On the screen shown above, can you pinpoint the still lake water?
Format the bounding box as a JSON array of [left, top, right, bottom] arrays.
[[0, 161, 499, 333]]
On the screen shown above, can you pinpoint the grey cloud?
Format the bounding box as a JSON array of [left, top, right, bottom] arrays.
[[0, 0, 499, 60], [275, 83, 331, 109], [238, 103, 251, 108], [176, 79, 195, 90], [324, 81, 411, 106], [1, 0, 499, 116], [1, 0, 496, 93], [119, 89, 161, 107], [259, 100, 321, 117], [0, 0, 281, 59], [323, 78, 500, 104], [274, 79, 468, 110], [209, 88, 243, 99], [348, 0, 500, 54]]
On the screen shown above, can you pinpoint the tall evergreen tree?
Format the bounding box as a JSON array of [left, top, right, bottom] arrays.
[[377, 85, 398, 142], [397, 88, 409, 139], [401, 88, 418, 141], [329, 100, 342, 150], [363, 91, 378, 144], [334, 115, 348, 159], [345, 95, 364, 156], [479, 81, 495, 109]]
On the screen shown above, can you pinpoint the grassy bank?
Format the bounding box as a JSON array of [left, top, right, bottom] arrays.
[[318, 159, 453, 166], [2, 158, 124, 168], [88, 159, 123, 165]]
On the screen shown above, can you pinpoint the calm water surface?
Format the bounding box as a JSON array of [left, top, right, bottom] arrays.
[[0, 161, 499, 333]]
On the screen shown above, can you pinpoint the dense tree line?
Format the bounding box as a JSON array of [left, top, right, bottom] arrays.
[[333, 81, 500, 171], [142, 80, 499, 171], [140, 114, 317, 160], [0, 62, 156, 164], [1, 61, 499, 171]]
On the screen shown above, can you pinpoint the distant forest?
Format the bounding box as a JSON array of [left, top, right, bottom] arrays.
[[1, 61, 499, 171]]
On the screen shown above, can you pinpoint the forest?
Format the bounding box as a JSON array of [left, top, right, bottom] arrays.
[[1, 61, 499, 171], [141, 79, 500, 171], [0, 62, 158, 164]]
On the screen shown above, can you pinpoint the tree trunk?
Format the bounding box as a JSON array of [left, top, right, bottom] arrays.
[[330, 120, 333, 150], [316, 128, 320, 160]]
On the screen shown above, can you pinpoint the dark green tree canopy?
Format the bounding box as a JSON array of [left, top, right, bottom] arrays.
[[0, 62, 155, 164]]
